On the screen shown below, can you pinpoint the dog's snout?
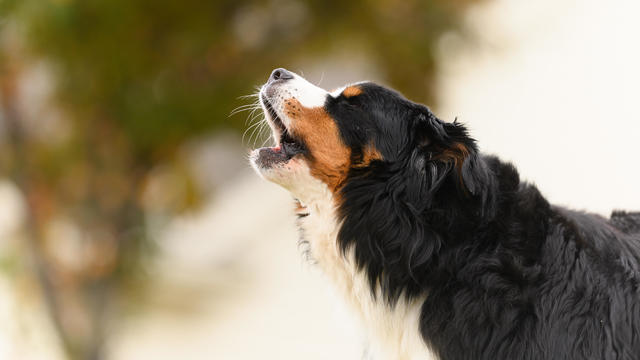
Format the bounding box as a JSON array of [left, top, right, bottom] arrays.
[[269, 68, 294, 82]]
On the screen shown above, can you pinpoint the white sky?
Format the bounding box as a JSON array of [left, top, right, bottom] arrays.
[[437, 0, 640, 214]]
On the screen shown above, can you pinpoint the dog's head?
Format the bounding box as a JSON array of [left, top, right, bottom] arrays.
[[250, 68, 490, 209]]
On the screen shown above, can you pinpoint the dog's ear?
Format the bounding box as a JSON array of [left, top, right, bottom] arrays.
[[413, 109, 490, 198], [458, 144, 490, 196]]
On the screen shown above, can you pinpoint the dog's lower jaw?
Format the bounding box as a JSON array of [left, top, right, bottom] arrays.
[[293, 175, 438, 360]]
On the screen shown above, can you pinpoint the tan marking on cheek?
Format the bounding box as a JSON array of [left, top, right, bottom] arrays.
[[342, 86, 362, 98], [285, 99, 351, 196], [353, 144, 383, 168]]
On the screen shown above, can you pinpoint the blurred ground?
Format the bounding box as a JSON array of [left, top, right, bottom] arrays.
[[109, 172, 363, 359], [2, 0, 640, 359]]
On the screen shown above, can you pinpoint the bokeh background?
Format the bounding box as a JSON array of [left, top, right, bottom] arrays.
[[1, 0, 639, 359]]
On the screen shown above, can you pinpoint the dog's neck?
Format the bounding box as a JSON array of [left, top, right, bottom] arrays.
[[292, 183, 437, 360]]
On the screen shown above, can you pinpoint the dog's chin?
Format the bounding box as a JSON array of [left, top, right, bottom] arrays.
[[250, 139, 304, 169], [250, 124, 307, 185], [250, 152, 309, 190]]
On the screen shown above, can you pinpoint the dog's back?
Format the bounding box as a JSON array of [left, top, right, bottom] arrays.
[[611, 211, 640, 235], [540, 207, 640, 359]]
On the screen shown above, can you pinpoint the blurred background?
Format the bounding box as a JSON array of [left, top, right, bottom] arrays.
[[0, 0, 639, 359]]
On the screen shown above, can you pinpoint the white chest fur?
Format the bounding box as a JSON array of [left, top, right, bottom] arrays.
[[295, 189, 438, 360]]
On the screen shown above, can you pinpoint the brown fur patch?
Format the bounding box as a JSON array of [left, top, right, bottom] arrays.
[[436, 142, 470, 190], [353, 144, 383, 168], [285, 99, 351, 194], [342, 86, 362, 98], [441, 142, 469, 166]]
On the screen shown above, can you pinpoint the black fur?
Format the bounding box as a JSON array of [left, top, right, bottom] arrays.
[[325, 83, 640, 359]]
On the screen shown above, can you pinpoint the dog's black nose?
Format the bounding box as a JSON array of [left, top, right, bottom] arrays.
[[269, 68, 294, 82]]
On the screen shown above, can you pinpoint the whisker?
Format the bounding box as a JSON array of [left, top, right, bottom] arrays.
[[248, 122, 264, 147], [230, 105, 259, 115], [257, 119, 272, 145], [259, 125, 272, 147], [238, 93, 260, 99], [232, 102, 260, 109], [245, 109, 264, 126], [229, 103, 262, 117], [242, 121, 264, 145], [255, 128, 267, 148], [235, 88, 270, 147], [317, 71, 325, 86], [248, 117, 267, 146]]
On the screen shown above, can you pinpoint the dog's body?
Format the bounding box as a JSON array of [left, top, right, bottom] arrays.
[[250, 68, 640, 359]]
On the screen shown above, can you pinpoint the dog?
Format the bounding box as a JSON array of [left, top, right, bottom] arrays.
[[249, 68, 640, 359]]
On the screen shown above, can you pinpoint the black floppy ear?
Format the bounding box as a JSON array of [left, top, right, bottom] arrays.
[[411, 111, 450, 199], [459, 149, 490, 195], [440, 120, 490, 197], [414, 110, 490, 197]]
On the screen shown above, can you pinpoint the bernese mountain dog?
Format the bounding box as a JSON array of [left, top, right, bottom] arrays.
[[249, 68, 640, 360]]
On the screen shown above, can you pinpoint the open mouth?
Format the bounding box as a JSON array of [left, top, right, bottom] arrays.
[[254, 97, 306, 168]]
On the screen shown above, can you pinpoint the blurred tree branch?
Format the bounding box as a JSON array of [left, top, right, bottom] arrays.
[[1, 54, 75, 358]]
